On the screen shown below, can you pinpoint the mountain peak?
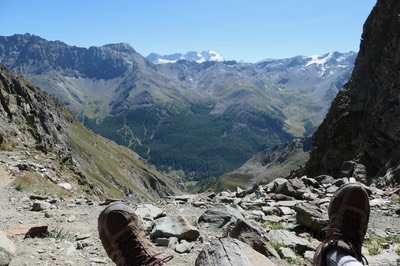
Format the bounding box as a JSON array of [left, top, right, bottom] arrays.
[[147, 50, 224, 64]]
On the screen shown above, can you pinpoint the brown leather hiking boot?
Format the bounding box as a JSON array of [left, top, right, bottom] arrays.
[[313, 182, 370, 266], [98, 202, 173, 266]]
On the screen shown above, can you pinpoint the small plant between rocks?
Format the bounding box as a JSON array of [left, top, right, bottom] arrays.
[[271, 242, 285, 250], [46, 227, 73, 241], [285, 257, 304, 265], [364, 234, 400, 255], [368, 244, 380, 255], [264, 221, 286, 230]]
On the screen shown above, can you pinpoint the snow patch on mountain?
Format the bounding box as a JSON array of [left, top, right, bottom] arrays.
[[306, 53, 333, 67], [147, 50, 224, 64]]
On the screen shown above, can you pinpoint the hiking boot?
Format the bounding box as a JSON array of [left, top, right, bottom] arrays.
[[313, 182, 370, 266], [98, 202, 173, 266]]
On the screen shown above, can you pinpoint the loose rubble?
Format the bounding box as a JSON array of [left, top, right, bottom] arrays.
[[0, 154, 399, 265]]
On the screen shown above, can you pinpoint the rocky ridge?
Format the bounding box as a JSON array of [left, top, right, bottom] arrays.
[[0, 157, 399, 265]]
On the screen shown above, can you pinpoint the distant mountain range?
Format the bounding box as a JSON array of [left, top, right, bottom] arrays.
[[147, 50, 224, 64], [0, 33, 356, 182]]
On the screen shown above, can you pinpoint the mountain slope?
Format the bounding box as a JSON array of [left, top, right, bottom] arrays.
[[0, 64, 179, 200], [304, 0, 400, 187]]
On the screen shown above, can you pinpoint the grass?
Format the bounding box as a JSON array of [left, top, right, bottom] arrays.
[[364, 234, 400, 246], [396, 247, 400, 256], [14, 182, 24, 192], [271, 242, 285, 250], [12, 171, 71, 199], [46, 228, 73, 241], [368, 244, 380, 255], [264, 221, 286, 230], [12, 172, 42, 192], [285, 257, 303, 265], [364, 234, 400, 256]]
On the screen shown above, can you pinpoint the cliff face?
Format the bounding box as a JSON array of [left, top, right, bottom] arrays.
[[305, 0, 400, 186]]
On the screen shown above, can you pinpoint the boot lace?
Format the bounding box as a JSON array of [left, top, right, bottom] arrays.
[[116, 229, 173, 265], [145, 254, 174, 266]]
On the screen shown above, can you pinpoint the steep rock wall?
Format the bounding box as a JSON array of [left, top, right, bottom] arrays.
[[304, 0, 400, 186]]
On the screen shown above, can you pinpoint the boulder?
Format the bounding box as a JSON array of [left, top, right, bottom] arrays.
[[294, 202, 328, 233], [227, 219, 279, 258], [195, 238, 276, 266], [198, 204, 244, 228], [276, 178, 307, 199], [151, 216, 200, 241], [31, 200, 51, 211]]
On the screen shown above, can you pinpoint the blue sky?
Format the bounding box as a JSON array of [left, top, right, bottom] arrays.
[[2, 0, 376, 62]]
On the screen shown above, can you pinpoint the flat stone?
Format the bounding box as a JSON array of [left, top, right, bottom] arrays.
[[278, 247, 296, 259], [278, 206, 294, 216], [266, 229, 313, 255], [195, 238, 277, 266], [135, 204, 165, 221]]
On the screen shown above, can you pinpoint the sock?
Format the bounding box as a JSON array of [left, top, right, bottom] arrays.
[[326, 247, 363, 266]]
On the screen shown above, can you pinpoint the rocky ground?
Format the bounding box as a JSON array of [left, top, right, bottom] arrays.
[[0, 151, 399, 266]]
